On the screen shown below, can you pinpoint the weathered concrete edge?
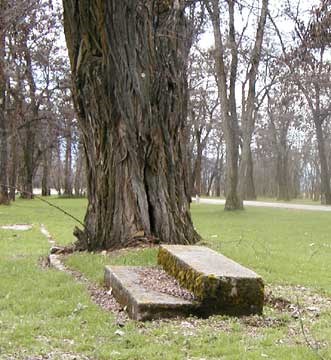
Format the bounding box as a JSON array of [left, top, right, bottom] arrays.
[[158, 246, 264, 315], [105, 266, 140, 319], [104, 266, 198, 321]]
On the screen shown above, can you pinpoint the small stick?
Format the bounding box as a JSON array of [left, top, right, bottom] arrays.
[[296, 296, 326, 360], [0, 184, 85, 229]]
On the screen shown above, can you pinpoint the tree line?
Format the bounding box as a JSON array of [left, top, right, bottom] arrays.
[[1, 0, 331, 249]]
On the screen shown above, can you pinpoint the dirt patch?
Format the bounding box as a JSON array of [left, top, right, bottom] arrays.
[[265, 284, 331, 318], [1, 224, 32, 231], [136, 267, 196, 302]]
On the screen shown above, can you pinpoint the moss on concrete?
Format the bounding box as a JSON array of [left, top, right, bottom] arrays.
[[158, 245, 264, 315]]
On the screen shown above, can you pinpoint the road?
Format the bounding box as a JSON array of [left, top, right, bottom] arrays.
[[195, 198, 331, 212]]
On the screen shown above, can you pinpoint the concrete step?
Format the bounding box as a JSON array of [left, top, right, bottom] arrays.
[[158, 245, 264, 315], [104, 266, 198, 321]]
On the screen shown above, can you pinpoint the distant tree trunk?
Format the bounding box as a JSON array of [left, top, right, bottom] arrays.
[[215, 148, 224, 197], [239, 145, 256, 200], [276, 153, 290, 201], [41, 150, 51, 196], [296, 69, 331, 204], [314, 118, 331, 204], [9, 131, 17, 201], [63, 118, 73, 196], [63, 0, 200, 250], [74, 140, 84, 196], [0, 17, 9, 205], [21, 36, 39, 199], [192, 141, 203, 197], [8, 86, 20, 202], [207, 0, 243, 210], [53, 138, 62, 195], [207, 142, 221, 195], [208, 0, 267, 208], [238, 0, 268, 201]]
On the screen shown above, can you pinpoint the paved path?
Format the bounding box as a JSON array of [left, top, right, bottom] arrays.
[[195, 198, 331, 212]]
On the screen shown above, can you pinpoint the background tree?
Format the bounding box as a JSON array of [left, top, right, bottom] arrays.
[[0, 0, 9, 204], [187, 49, 218, 197], [270, 0, 331, 204], [206, 0, 268, 210]]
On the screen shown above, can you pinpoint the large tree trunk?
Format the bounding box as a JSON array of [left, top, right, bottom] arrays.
[[0, 17, 9, 205], [63, 0, 200, 250]]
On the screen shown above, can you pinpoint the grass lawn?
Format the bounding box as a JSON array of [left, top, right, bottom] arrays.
[[0, 197, 330, 359]]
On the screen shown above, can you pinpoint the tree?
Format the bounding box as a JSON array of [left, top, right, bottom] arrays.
[[267, 89, 294, 201], [206, 0, 268, 210], [63, 1, 200, 250], [237, 0, 268, 201], [187, 50, 218, 197], [270, 0, 331, 204], [0, 0, 9, 204]]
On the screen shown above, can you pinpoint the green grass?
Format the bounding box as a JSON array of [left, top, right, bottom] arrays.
[[193, 204, 331, 294], [0, 198, 330, 359]]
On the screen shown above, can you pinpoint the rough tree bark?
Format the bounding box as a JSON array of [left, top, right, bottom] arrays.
[[63, 0, 200, 250]]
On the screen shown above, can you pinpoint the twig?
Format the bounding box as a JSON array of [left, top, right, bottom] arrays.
[[296, 296, 326, 360], [0, 184, 85, 229]]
